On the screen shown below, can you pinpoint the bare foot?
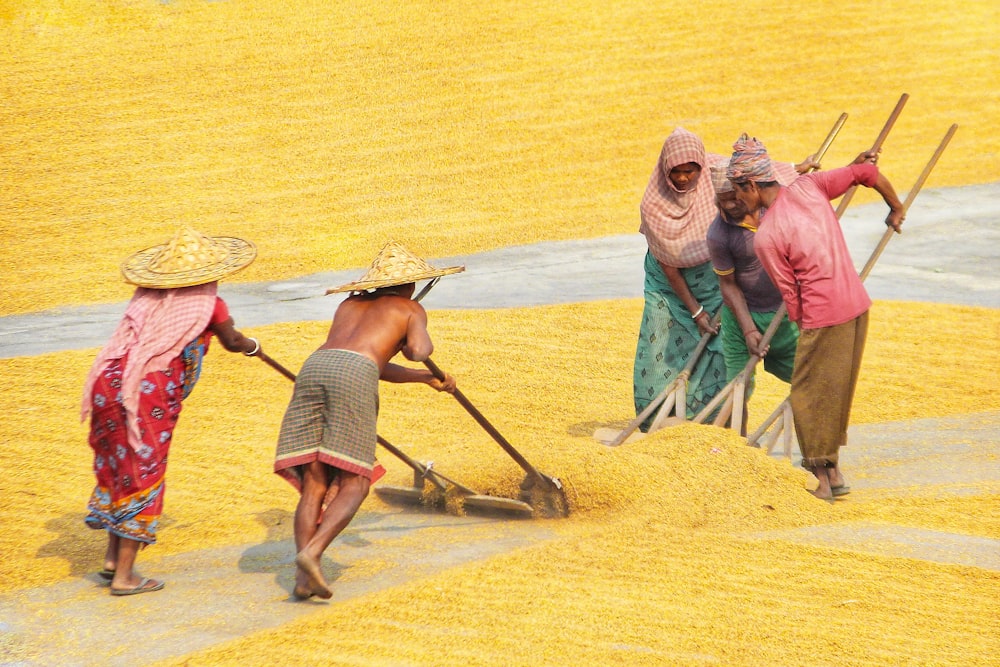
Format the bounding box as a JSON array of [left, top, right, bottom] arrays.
[[292, 585, 315, 600], [808, 465, 834, 501], [810, 487, 834, 501], [295, 552, 333, 599], [292, 569, 315, 600]]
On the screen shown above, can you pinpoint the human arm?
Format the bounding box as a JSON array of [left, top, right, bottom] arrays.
[[835, 160, 905, 231], [871, 171, 906, 233], [381, 363, 456, 393], [659, 260, 719, 336], [209, 316, 260, 356], [400, 304, 434, 361]]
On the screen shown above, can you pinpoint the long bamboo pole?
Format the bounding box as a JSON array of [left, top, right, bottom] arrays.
[[834, 94, 909, 218]]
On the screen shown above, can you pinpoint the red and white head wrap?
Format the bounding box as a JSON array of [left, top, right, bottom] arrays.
[[727, 133, 777, 184]]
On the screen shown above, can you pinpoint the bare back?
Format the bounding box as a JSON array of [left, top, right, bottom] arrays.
[[320, 290, 432, 372]]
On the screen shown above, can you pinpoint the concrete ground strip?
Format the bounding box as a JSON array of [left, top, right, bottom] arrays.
[[0, 512, 554, 667]]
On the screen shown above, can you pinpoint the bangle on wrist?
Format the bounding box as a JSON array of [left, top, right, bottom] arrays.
[[244, 337, 260, 357], [743, 329, 756, 337], [691, 305, 705, 320]]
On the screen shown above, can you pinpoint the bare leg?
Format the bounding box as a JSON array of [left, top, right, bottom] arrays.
[[292, 461, 328, 598], [295, 468, 369, 600], [110, 536, 161, 593], [103, 532, 120, 572], [809, 464, 833, 501], [292, 463, 343, 599]]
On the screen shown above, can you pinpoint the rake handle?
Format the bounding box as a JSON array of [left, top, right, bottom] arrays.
[[423, 357, 550, 486], [257, 350, 297, 382], [810, 112, 848, 169], [857, 123, 958, 282], [835, 93, 908, 218]]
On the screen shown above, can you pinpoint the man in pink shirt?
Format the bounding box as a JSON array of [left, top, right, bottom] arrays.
[[727, 135, 905, 501]]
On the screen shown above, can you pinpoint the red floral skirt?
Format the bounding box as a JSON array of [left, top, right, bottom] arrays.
[[85, 354, 185, 544]]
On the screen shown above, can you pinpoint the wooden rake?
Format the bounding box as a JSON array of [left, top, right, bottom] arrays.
[[254, 349, 534, 517], [423, 357, 570, 518], [747, 122, 959, 455], [597, 311, 721, 447]]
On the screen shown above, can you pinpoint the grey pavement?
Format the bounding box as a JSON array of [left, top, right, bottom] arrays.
[[1, 182, 998, 359]]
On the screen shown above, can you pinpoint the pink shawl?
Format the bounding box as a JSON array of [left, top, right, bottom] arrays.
[[81, 283, 218, 450]]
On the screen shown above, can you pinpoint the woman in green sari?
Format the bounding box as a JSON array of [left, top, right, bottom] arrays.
[[634, 128, 726, 430]]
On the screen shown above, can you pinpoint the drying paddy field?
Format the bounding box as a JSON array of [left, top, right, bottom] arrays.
[[1, 1, 997, 665]]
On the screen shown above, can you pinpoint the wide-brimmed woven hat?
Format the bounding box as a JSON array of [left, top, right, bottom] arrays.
[[326, 240, 464, 295], [121, 226, 257, 288]]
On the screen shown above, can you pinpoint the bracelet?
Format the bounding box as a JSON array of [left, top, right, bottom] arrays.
[[244, 337, 260, 357], [691, 305, 705, 320], [743, 329, 757, 337]]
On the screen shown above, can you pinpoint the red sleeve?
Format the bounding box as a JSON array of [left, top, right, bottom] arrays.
[[813, 163, 878, 200], [210, 297, 230, 326]]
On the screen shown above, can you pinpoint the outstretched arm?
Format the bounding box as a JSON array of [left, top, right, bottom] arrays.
[[381, 364, 456, 392], [210, 317, 260, 356]]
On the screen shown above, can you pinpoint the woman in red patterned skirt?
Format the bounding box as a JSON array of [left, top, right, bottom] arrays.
[[80, 226, 261, 596]]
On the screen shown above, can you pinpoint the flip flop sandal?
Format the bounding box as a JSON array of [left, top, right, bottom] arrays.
[[831, 485, 851, 497], [97, 569, 116, 581], [110, 578, 165, 596]]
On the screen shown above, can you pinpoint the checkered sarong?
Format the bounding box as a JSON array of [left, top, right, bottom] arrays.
[[274, 349, 384, 490]]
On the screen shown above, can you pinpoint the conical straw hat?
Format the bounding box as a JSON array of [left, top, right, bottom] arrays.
[[121, 226, 257, 288], [326, 240, 464, 295]]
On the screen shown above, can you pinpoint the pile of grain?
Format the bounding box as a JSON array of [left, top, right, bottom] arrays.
[[2, 300, 996, 592]]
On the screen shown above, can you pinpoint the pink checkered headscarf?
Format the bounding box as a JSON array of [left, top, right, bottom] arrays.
[[81, 282, 217, 450], [639, 127, 726, 267]]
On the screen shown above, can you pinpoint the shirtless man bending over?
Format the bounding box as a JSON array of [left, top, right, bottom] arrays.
[[273, 241, 462, 599]]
